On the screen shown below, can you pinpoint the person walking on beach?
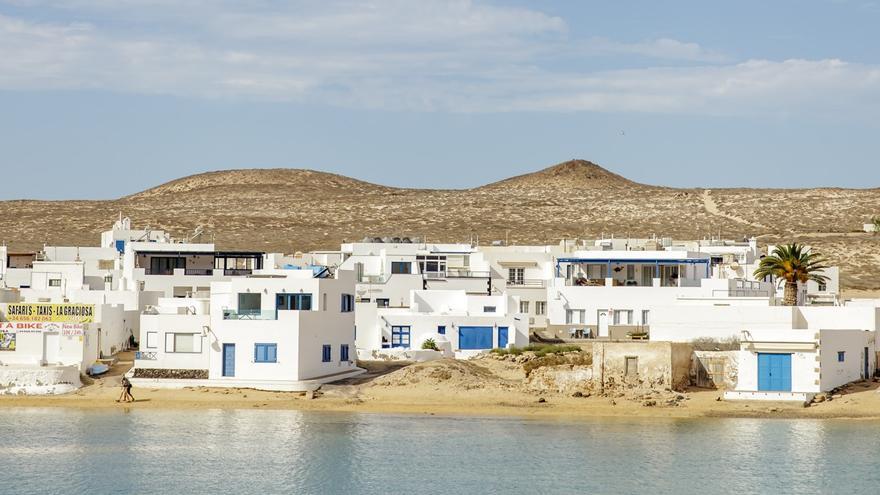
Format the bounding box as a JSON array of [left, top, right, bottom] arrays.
[[117, 376, 134, 403]]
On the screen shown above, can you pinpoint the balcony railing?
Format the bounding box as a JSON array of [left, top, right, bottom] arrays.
[[224, 269, 254, 276], [222, 309, 278, 320], [507, 279, 545, 288], [185, 268, 214, 276], [135, 351, 157, 360], [425, 269, 490, 279]]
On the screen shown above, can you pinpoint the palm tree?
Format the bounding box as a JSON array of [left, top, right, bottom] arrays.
[[753, 243, 829, 306]]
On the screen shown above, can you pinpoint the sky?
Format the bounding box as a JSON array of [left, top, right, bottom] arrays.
[[1, 0, 879, 200]]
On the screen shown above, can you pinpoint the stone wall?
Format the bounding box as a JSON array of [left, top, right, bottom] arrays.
[[691, 351, 738, 390], [133, 368, 208, 380], [592, 341, 693, 393]]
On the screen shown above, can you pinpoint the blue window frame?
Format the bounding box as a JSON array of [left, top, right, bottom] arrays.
[[391, 326, 411, 348], [254, 343, 277, 363], [322, 344, 332, 363], [437, 325, 446, 335], [276, 293, 312, 311], [341, 294, 354, 312], [341, 344, 350, 362], [838, 351, 846, 362]]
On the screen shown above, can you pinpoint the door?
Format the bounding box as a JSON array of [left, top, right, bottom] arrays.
[[498, 327, 509, 349], [757, 353, 792, 392], [864, 347, 870, 379], [222, 344, 235, 377], [597, 310, 609, 338], [43, 333, 60, 364], [459, 327, 493, 350]]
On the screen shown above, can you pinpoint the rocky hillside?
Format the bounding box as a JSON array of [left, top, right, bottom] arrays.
[[1, 159, 878, 292]]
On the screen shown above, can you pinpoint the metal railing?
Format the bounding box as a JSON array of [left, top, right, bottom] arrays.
[[507, 279, 545, 288], [222, 309, 278, 320], [224, 269, 253, 276], [135, 351, 157, 360], [185, 268, 214, 276]]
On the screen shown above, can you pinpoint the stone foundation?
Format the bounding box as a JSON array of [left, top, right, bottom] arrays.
[[133, 368, 208, 380]]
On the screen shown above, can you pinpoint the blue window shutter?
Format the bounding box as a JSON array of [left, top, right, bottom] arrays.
[[254, 344, 260, 362], [268, 344, 277, 363]]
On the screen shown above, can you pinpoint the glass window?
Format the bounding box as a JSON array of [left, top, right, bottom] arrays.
[[391, 262, 411, 274], [341, 344, 350, 362], [508, 268, 524, 285], [391, 326, 411, 348], [641, 310, 650, 325], [376, 298, 390, 308], [838, 351, 845, 362], [254, 343, 277, 363], [48, 279, 61, 287], [483, 306, 497, 313], [238, 293, 261, 314], [519, 301, 529, 314], [341, 294, 354, 312], [276, 293, 312, 311], [165, 333, 201, 353], [437, 325, 446, 335], [322, 345, 332, 362], [146, 332, 157, 349], [535, 301, 546, 316]]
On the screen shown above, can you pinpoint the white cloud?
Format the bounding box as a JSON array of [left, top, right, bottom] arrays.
[[0, 1, 879, 117]]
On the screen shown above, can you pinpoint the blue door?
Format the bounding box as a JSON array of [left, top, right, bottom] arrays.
[[757, 353, 791, 391], [459, 326, 493, 350], [222, 344, 235, 377], [498, 327, 509, 349]]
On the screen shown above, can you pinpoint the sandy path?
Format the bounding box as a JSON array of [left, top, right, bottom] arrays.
[[701, 189, 772, 231]]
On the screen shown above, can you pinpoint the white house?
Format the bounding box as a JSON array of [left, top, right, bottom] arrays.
[[724, 328, 876, 403], [355, 289, 528, 358], [339, 240, 490, 309], [133, 266, 363, 390], [546, 249, 776, 339]]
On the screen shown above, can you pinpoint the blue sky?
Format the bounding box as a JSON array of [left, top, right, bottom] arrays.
[[1, 0, 879, 199]]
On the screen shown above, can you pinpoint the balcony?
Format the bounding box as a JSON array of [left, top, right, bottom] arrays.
[[425, 269, 490, 279], [222, 309, 278, 320]]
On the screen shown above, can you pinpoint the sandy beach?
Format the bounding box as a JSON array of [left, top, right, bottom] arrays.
[[3, 353, 880, 421]]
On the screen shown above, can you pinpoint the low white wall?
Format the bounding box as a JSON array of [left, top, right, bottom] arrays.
[[0, 365, 81, 395]]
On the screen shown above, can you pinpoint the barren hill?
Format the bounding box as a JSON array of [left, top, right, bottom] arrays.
[[1, 159, 878, 293]]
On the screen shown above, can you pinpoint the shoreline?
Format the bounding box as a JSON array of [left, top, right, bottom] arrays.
[[3, 385, 880, 421]]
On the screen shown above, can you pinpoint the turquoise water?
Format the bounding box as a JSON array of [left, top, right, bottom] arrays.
[[0, 408, 878, 495]]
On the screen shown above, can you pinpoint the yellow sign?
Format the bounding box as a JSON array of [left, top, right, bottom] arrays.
[[3, 303, 95, 323]]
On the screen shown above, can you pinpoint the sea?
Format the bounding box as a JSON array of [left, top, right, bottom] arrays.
[[0, 408, 878, 494]]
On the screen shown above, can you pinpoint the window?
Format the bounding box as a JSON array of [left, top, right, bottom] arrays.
[[341, 344, 350, 362], [276, 293, 312, 311], [165, 333, 202, 353], [625, 357, 639, 377], [565, 309, 585, 324], [417, 255, 446, 275], [626, 265, 635, 280], [146, 332, 158, 349], [48, 279, 61, 287], [391, 261, 411, 274], [613, 310, 633, 325], [519, 301, 530, 314], [437, 325, 446, 335], [238, 293, 262, 315], [341, 294, 354, 312], [391, 326, 411, 348], [376, 298, 390, 308], [818, 282, 827, 292], [838, 351, 846, 362], [483, 306, 497, 313], [535, 301, 546, 316], [254, 343, 277, 363], [322, 345, 332, 362], [641, 310, 650, 325], [103, 274, 113, 284], [508, 268, 524, 285]]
